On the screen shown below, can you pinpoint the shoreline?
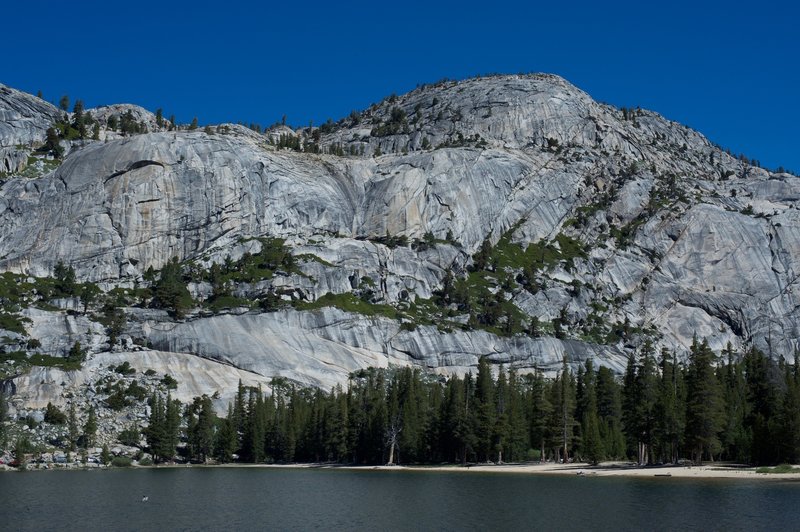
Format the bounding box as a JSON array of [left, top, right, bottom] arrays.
[[6, 460, 800, 481], [254, 461, 800, 481]]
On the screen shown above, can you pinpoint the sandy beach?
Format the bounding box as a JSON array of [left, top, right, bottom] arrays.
[[5, 460, 800, 480], [254, 461, 800, 481]]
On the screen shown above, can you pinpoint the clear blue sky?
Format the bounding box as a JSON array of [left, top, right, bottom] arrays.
[[4, 0, 798, 171]]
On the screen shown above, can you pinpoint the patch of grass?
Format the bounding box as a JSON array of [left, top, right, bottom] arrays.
[[492, 227, 587, 273], [16, 156, 60, 178], [0, 351, 81, 373], [0, 312, 28, 335], [28, 353, 82, 371], [205, 295, 253, 312], [756, 464, 797, 474], [295, 292, 399, 319]]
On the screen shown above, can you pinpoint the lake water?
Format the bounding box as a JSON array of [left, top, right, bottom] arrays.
[[1, 467, 798, 531]]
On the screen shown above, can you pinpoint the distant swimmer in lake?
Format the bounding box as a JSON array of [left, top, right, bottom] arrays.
[[142, 496, 149, 502]]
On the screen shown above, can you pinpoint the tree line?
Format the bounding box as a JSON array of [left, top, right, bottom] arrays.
[[140, 337, 800, 467]]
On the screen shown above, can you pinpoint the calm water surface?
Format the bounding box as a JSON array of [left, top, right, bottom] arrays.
[[1, 467, 798, 531]]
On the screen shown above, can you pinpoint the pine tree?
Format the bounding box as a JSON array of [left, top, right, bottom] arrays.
[[215, 404, 238, 463], [525, 367, 551, 461], [472, 239, 493, 271], [44, 127, 64, 157], [685, 338, 725, 463], [185, 403, 198, 459], [68, 402, 79, 451], [474, 357, 496, 461], [83, 407, 98, 448], [161, 394, 181, 462], [242, 388, 266, 462], [549, 357, 576, 462], [146, 393, 166, 461], [504, 368, 528, 462], [456, 373, 477, 464], [634, 342, 659, 464], [655, 349, 685, 464], [622, 343, 659, 464], [72, 100, 87, 138], [385, 376, 401, 465], [492, 366, 511, 463], [194, 395, 216, 462], [54, 261, 77, 296], [152, 257, 192, 318], [0, 390, 7, 449], [326, 385, 349, 462], [621, 352, 638, 458], [719, 343, 748, 462], [579, 360, 603, 464], [779, 353, 800, 463], [744, 347, 780, 464], [596, 365, 625, 459]]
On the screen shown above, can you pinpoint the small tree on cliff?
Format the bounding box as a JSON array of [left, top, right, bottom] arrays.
[[152, 257, 193, 319]]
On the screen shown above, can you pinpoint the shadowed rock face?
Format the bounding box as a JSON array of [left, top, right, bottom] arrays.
[[1, 74, 799, 406]]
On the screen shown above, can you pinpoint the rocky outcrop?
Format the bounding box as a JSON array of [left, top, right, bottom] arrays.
[[0, 84, 61, 173], [1, 74, 799, 412], [133, 307, 626, 390]]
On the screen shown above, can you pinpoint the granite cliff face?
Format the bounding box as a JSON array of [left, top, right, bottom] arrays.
[[0, 74, 798, 416], [0, 84, 62, 175]]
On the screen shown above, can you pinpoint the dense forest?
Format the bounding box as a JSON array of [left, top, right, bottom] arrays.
[[134, 337, 800, 467]]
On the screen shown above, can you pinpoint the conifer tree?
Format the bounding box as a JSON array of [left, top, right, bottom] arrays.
[[162, 393, 181, 461], [655, 349, 685, 463], [216, 404, 237, 462], [146, 393, 166, 461], [83, 407, 97, 448], [326, 385, 349, 462], [54, 260, 77, 296], [474, 357, 496, 461], [719, 343, 748, 461], [504, 368, 528, 462], [548, 357, 576, 462], [72, 100, 87, 138], [635, 342, 659, 464], [152, 257, 192, 318], [44, 127, 64, 157], [685, 338, 725, 463], [579, 360, 603, 464], [594, 365, 624, 459], [68, 402, 79, 451], [779, 352, 800, 463], [744, 347, 780, 464], [525, 368, 551, 460], [185, 395, 217, 462], [492, 366, 511, 463], [0, 390, 7, 449]]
